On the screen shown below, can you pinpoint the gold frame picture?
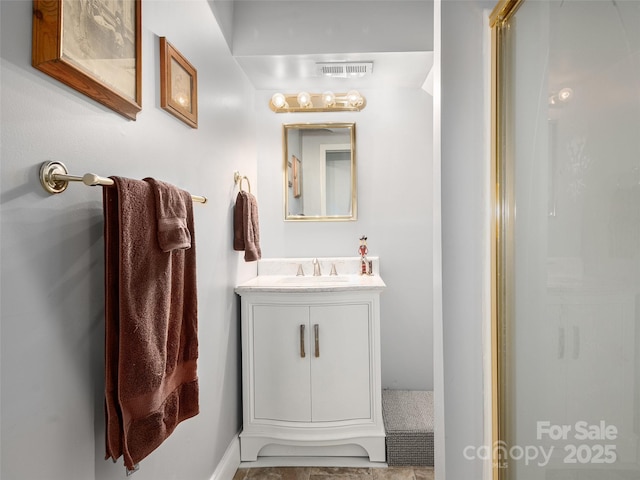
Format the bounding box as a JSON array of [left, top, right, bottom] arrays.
[[32, 0, 142, 120], [160, 37, 198, 128]]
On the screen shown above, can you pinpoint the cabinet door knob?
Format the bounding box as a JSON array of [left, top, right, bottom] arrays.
[[314, 324, 320, 358], [300, 324, 306, 358]]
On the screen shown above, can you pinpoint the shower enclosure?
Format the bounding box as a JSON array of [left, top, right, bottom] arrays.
[[492, 0, 640, 478]]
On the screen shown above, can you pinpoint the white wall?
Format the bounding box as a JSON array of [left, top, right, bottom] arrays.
[[255, 88, 434, 390], [0, 1, 257, 479], [440, 0, 495, 478]]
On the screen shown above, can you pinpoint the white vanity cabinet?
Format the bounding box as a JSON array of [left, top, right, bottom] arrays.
[[235, 284, 386, 463]]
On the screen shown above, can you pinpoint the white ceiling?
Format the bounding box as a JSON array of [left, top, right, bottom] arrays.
[[235, 51, 434, 91], [211, 0, 435, 91]]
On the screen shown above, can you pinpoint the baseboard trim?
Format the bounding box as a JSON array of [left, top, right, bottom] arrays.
[[210, 433, 241, 480], [240, 456, 388, 468]]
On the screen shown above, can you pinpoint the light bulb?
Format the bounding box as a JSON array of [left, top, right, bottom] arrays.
[[321, 91, 336, 107], [297, 91, 312, 108], [347, 90, 363, 107], [558, 87, 573, 102], [271, 92, 287, 109]]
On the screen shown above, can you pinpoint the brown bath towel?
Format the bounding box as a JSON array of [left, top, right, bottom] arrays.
[[233, 190, 262, 262], [144, 177, 192, 252], [103, 177, 199, 472]]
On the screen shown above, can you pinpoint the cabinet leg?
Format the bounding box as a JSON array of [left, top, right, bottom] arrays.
[[239, 437, 260, 461], [359, 437, 387, 462]]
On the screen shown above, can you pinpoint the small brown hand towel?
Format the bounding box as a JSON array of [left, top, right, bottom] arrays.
[[144, 177, 192, 252], [233, 190, 262, 262]]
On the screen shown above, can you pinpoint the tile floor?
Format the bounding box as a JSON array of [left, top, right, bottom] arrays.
[[545, 469, 640, 480], [232, 466, 435, 480]]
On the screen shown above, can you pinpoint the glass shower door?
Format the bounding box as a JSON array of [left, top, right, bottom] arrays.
[[495, 1, 640, 479]]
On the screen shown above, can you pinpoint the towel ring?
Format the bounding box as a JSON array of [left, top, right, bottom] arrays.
[[234, 171, 251, 193]]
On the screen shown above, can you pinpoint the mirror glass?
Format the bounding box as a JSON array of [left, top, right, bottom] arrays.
[[283, 123, 357, 221]]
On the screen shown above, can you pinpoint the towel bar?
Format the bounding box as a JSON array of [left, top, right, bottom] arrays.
[[39, 161, 207, 203]]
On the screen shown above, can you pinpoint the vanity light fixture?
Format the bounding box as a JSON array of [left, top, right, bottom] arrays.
[[321, 91, 336, 107], [271, 92, 288, 109], [296, 91, 312, 108], [269, 90, 367, 112], [346, 90, 364, 107]]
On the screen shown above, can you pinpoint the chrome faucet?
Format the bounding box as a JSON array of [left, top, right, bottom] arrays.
[[312, 258, 322, 276]]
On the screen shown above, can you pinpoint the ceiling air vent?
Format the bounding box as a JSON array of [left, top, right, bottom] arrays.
[[315, 62, 374, 78]]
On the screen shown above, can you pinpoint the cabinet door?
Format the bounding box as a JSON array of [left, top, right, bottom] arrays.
[[310, 304, 371, 422], [252, 305, 311, 422]]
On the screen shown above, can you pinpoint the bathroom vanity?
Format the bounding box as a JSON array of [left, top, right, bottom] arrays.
[[235, 257, 386, 462]]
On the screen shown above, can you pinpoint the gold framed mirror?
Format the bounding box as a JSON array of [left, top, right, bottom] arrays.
[[283, 123, 357, 221]]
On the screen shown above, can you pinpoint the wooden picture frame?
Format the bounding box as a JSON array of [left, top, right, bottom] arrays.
[[293, 155, 301, 198], [160, 37, 198, 128], [32, 0, 142, 120]]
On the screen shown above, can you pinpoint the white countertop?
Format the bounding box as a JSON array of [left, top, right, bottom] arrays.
[[235, 257, 386, 293], [235, 273, 386, 293]]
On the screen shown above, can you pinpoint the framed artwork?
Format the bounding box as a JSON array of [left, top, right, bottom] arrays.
[[293, 155, 301, 198], [160, 37, 198, 128], [32, 0, 142, 120]]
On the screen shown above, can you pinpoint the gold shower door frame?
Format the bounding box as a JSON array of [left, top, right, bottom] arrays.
[[489, 1, 525, 480], [489, 1, 640, 478]]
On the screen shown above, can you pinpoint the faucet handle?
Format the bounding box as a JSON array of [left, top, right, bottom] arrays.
[[312, 258, 322, 276], [296, 264, 305, 276], [330, 263, 338, 276]]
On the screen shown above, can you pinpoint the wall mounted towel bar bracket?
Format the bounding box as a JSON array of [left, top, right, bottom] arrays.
[[39, 161, 207, 203], [234, 171, 251, 193]]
